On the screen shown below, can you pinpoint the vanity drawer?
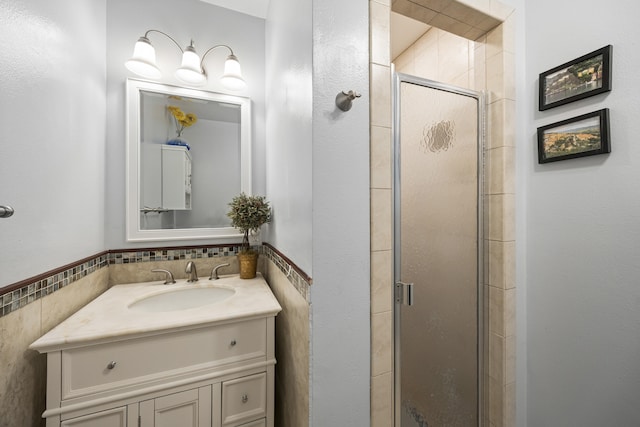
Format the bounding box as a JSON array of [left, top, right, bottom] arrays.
[[221, 373, 267, 426], [61, 318, 266, 400]]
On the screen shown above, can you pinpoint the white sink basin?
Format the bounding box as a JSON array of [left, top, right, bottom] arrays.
[[128, 286, 235, 312]]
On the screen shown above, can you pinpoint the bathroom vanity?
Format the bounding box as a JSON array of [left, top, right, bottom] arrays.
[[30, 274, 281, 427]]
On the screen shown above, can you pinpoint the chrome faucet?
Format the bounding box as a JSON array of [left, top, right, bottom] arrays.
[[185, 261, 198, 283], [209, 263, 230, 280]]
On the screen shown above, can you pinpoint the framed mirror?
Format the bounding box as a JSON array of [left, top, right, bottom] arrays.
[[126, 79, 251, 241]]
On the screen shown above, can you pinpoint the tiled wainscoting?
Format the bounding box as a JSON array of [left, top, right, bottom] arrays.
[[0, 243, 311, 427], [1, 253, 109, 318], [261, 245, 311, 427], [0, 261, 110, 426]]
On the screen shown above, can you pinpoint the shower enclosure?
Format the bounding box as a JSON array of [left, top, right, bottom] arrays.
[[393, 73, 485, 426]]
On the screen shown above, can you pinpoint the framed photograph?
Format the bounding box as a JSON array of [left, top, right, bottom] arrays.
[[539, 45, 612, 111], [537, 109, 610, 164]]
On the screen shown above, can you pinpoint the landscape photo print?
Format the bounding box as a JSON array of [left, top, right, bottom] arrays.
[[537, 109, 610, 163], [539, 45, 612, 110]]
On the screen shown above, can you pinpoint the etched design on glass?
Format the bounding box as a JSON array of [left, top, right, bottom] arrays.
[[421, 120, 455, 153], [402, 401, 429, 427]]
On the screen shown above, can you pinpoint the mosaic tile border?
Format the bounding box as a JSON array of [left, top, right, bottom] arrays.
[[0, 252, 109, 318], [1, 243, 312, 318], [263, 243, 312, 303], [107, 245, 243, 264]]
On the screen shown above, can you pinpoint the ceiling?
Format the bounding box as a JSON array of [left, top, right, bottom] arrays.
[[198, 2, 429, 62], [199, 0, 269, 19]]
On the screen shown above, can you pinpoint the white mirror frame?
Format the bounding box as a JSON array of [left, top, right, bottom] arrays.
[[125, 78, 252, 242]]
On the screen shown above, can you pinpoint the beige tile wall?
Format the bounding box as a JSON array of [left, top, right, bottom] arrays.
[[263, 259, 310, 427], [0, 267, 109, 427], [394, 27, 476, 88], [370, 1, 394, 426], [482, 15, 516, 427], [370, 1, 516, 425]]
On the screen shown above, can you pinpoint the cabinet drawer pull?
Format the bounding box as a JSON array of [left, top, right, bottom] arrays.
[[230, 339, 237, 347], [107, 361, 117, 370], [241, 393, 248, 403]]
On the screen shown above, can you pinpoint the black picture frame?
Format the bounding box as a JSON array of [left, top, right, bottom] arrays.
[[539, 45, 612, 111], [537, 109, 610, 164]]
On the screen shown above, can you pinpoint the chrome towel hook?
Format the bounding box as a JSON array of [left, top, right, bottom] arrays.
[[0, 206, 14, 218], [335, 90, 361, 111]]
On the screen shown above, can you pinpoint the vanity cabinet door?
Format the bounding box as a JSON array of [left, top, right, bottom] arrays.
[[139, 386, 212, 427], [61, 406, 128, 427]]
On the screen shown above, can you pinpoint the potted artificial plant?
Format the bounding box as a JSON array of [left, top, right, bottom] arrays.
[[227, 193, 272, 279]]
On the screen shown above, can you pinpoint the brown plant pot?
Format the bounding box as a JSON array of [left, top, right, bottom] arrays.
[[238, 252, 258, 279]]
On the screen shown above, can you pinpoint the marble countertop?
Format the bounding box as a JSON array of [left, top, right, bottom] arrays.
[[30, 273, 282, 353]]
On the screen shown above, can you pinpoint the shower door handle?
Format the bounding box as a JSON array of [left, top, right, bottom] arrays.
[[395, 281, 414, 306]]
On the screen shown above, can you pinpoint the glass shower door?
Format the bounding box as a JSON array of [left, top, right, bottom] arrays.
[[393, 73, 484, 427]]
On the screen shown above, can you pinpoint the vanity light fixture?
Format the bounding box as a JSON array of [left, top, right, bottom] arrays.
[[124, 29, 246, 90]]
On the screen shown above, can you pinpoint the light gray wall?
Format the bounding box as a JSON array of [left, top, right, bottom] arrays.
[[266, 0, 371, 423], [105, 0, 266, 249], [523, 1, 640, 425], [310, 0, 371, 425], [264, 0, 313, 275], [0, 0, 107, 288]]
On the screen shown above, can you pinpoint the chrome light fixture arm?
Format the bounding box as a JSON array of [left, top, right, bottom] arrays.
[[199, 45, 246, 90], [199, 44, 234, 70], [142, 29, 185, 54]]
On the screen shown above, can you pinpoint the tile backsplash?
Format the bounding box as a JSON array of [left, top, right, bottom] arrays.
[[109, 245, 241, 264], [0, 243, 311, 319]]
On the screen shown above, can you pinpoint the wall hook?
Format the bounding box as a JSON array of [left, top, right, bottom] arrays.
[[0, 205, 14, 218], [335, 90, 361, 111]]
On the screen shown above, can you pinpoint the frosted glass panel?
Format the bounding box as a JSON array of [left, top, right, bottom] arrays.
[[397, 80, 479, 426]]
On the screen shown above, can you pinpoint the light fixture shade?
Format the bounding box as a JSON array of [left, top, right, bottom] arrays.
[[175, 45, 206, 85], [125, 36, 161, 79], [220, 54, 246, 90]]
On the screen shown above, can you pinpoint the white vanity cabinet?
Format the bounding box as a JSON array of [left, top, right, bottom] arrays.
[[41, 319, 273, 427], [31, 275, 281, 427]]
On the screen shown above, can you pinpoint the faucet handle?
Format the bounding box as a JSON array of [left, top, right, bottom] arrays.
[[151, 269, 176, 285], [209, 262, 231, 280]]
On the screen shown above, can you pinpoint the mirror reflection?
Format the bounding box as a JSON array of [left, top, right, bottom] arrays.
[[126, 79, 251, 242]]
